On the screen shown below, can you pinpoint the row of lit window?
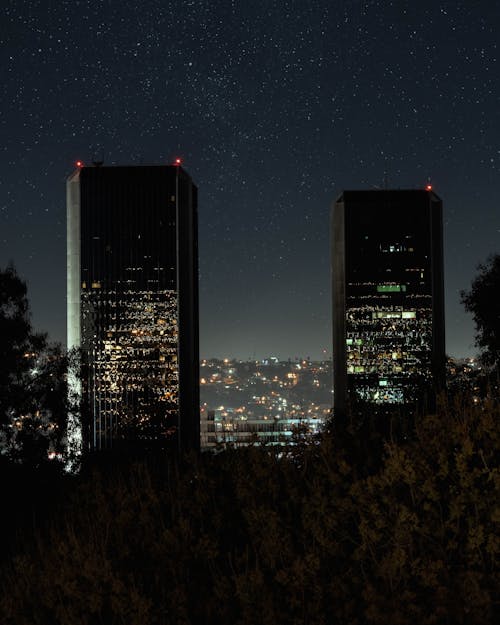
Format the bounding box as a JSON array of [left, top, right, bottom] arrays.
[[349, 293, 432, 300]]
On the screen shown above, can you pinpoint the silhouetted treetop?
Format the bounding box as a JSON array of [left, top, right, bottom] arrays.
[[0, 265, 69, 466], [461, 254, 500, 370]]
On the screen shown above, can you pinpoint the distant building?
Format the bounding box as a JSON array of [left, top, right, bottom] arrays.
[[67, 163, 199, 453], [331, 189, 445, 423], [200, 408, 325, 448]]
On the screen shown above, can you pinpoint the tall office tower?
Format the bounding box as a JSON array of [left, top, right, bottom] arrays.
[[67, 163, 199, 453], [332, 189, 445, 423]]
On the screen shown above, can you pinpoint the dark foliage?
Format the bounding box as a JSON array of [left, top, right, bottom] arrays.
[[0, 265, 70, 466], [0, 264, 42, 425], [0, 395, 497, 625], [0, 455, 70, 566], [461, 254, 500, 370]]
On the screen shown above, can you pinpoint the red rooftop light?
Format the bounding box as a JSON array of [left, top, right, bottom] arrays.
[[425, 184, 432, 191], [76, 160, 83, 168], [174, 157, 182, 166]]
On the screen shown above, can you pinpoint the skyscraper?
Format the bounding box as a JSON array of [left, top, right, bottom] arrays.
[[67, 163, 199, 453], [332, 189, 445, 423]]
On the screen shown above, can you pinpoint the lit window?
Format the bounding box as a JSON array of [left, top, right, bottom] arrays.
[[402, 311, 416, 319], [377, 284, 406, 293]]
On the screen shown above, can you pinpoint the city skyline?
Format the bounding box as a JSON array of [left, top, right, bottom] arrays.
[[2, 1, 499, 360]]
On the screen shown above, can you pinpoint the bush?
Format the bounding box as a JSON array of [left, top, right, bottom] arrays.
[[0, 395, 498, 624]]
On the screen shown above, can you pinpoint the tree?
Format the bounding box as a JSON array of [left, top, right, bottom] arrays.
[[0, 264, 41, 424], [461, 254, 500, 370], [0, 264, 70, 466]]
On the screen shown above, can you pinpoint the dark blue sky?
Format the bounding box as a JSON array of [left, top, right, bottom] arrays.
[[2, 0, 499, 359]]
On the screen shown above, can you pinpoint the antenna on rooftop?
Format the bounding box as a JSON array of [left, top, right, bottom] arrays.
[[92, 151, 104, 167]]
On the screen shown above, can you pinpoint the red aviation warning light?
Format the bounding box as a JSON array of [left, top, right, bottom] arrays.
[[76, 160, 84, 168], [174, 157, 182, 166], [425, 184, 432, 191]]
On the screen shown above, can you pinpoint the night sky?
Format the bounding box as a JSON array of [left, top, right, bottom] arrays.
[[2, 0, 499, 360]]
